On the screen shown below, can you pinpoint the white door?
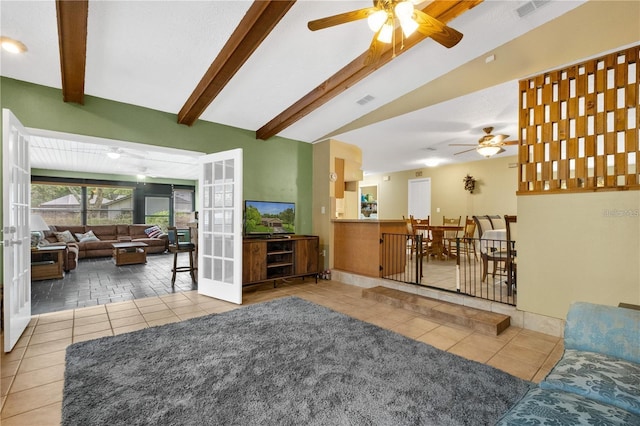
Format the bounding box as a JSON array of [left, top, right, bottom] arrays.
[[3, 109, 32, 352], [197, 149, 243, 304], [408, 178, 431, 219]]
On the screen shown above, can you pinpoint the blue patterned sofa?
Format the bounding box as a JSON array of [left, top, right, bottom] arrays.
[[497, 302, 640, 425]]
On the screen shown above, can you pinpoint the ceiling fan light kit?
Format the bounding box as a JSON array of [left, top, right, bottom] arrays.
[[476, 145, 502, 158], [0, 36, 27, 54], [367, 10, 387, 32], [450, 126, 518, 158], [307, 0, 462, 66]]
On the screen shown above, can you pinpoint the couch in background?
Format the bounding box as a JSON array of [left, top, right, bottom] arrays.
[[44, 224, 168, 259], [497, 301, 640, 425]]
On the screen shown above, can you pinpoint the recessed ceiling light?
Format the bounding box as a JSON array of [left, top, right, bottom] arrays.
[[424, 159, 441, 167], [1, 36, 28, 54]]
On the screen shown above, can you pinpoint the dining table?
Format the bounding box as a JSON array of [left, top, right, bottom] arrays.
[[413, 223, 464, 260]]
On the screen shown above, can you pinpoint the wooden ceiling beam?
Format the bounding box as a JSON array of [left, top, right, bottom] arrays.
[[256, 0, 483, 140], [56, 0, 88, 104], [178, 1, 296, 126]]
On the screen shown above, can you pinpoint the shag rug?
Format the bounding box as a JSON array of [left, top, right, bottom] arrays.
[[63, 297, 532, 425]]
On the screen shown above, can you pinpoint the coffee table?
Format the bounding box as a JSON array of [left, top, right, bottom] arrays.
[[111, 242, 148, 266]]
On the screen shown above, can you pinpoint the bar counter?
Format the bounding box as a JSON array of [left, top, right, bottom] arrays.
[[332, 219, 407, 277]]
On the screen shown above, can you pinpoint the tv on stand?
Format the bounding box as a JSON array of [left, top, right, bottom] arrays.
[[244, 200, 295, 238]]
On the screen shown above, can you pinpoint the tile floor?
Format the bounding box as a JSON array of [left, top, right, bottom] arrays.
[[31, 253, 198, 315], [1, 279, 564, 425]]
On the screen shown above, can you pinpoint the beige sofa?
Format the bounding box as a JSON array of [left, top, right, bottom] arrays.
[[44, 224, 168, 259]]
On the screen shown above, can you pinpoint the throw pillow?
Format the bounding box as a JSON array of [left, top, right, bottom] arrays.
[[75, 230, 100, 243], [55, 230, 77, 243], [144, 225, 163, 239]]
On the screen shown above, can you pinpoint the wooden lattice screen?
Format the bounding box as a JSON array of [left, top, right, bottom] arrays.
[[518, 45, 639, 194]]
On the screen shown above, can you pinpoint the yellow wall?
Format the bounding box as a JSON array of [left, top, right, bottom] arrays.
[[518, 191, 640, 319], [324, 141, 640, 322], [313, 139, 363, 270], [361, 155, 518, 221], [312, 141, 331, 270]]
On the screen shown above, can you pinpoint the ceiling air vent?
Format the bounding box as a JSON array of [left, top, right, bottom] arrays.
[[516, 0, 550, 18], [356, 95, 375, 106]]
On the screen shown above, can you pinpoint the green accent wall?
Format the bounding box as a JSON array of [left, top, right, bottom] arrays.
[[1, 77, 313, 232]]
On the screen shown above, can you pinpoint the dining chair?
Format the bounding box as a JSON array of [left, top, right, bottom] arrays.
[[449, 216, 477, 260], [487, 214, 506, 230], [473, 215, 508, 282], [504, 215, 517, 295], [442, 215, 461, 258], [472, 215, 493, 239], [405, 215, 416, 259], [167, 226, 197, 286], [410, 216, 433, 261]]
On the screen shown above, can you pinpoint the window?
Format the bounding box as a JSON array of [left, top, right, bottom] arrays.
[[86, 187, 133, 225], [31, 178, 196, 228], [31, 184, 82, 226], [31, 183, 134, 226], [145, 196, 170, 230], [173, 189, 195, 229]]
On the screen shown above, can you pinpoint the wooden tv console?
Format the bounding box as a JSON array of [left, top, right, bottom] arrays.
[[242, 235, 319, 287]]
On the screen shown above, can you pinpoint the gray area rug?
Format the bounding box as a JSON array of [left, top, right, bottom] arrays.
[[63, 296, 532, 425]]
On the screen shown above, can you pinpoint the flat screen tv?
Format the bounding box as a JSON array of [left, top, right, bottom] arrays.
[[244, 200, 295, 236]]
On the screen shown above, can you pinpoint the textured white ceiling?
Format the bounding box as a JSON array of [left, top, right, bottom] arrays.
[[1, 0, 638, 178]]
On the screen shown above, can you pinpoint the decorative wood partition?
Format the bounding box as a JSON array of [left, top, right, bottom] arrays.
[[518, 45, 639, 194]]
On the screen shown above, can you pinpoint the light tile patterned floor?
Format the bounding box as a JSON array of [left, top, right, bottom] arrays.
[[1, 280, 563, 425]]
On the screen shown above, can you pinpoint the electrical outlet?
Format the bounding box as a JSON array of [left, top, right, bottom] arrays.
[[436, 207, 440, 213], [321, 206, 325, 214]]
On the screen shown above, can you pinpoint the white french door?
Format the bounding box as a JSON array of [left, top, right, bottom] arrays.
[[3, 109, 32, 352], [197, 149, 243, 304]]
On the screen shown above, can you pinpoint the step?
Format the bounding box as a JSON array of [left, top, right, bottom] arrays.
[[362, 286, 510, 336]]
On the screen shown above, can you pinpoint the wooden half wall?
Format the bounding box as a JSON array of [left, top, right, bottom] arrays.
[[518, 45, 639, 194]]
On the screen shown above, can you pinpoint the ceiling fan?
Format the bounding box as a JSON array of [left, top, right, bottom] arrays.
[[449, 127, 519, 158], [307, 0, 463, 65]]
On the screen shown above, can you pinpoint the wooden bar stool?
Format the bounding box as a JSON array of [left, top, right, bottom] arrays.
[[167, 227, 196, 286]]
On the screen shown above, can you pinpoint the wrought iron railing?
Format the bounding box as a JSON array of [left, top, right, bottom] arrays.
[[380, 233, 516, 305]]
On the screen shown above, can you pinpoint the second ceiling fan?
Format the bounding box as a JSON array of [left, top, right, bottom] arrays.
[[450, 127, 519, 157], [307, 0, 463, 65]]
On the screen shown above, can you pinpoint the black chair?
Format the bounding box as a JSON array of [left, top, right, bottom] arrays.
[[167, 227, 196, 286]]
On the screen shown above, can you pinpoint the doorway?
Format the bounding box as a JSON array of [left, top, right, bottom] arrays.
[[358, 184, 378, 219], [408, 178, 431, 219], [26, 128, 204, 315]]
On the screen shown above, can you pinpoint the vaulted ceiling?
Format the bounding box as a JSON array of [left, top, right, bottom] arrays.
[[1, 0, 638, 179]]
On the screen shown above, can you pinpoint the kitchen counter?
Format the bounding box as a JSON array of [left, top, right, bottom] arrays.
[[332, 219, 407, 277]]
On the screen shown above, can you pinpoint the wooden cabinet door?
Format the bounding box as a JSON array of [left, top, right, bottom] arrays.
[[242, 241, 267, 284], [294, 237, 319, 276]]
